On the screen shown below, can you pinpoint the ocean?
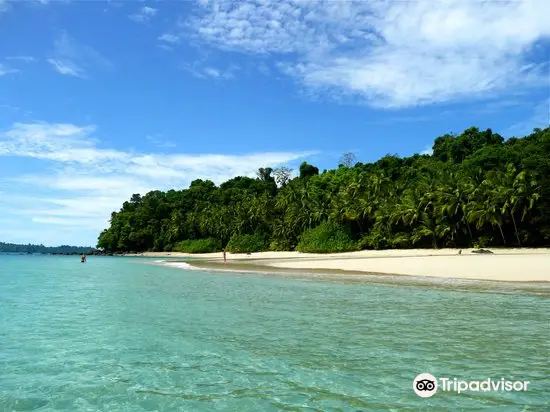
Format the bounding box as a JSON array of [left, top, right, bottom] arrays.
[[1, 255, 548, 411]]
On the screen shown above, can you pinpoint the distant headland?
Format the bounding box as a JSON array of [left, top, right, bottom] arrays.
[[0, 242, 103, 256]]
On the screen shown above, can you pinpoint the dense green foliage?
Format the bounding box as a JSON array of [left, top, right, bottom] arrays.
[[226, 234, 269, 253], [296, 221, 358, 253], [98, 127, 550, 253], [173, 238, 221, 253], [0, 242, 94, 254]]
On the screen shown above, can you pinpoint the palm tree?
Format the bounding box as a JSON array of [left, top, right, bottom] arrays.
[[467, 197, 507, 245], [395, 188, 423, 228], [435, 171, 475, 245], [410, 212, 450, 248], [503, 166, 541, 246]]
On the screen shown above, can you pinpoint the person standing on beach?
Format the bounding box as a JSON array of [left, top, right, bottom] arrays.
[[223, 247, 227, 264]]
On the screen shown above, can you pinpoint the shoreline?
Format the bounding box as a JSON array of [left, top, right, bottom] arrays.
[[128, 248, 550, 284], [157, 260, 550, 297]]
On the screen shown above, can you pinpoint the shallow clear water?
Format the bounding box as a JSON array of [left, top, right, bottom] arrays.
[[1, 255, 548, 411]]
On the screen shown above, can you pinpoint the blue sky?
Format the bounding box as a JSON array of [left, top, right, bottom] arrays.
[[0, 0, 549, 246]]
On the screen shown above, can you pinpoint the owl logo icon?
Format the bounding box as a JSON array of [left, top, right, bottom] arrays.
[[413, 373, 438, 398]]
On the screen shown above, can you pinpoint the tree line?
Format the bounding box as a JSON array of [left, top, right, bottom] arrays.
[[0, 242, 95, 254], [97, 126, 550, 253]]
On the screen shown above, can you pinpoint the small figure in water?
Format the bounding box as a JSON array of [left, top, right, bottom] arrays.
[[81, 254, 87, 263], [223, 247, 227, 264]]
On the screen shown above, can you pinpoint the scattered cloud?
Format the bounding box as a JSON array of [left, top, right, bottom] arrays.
[[2, 56, 35, 76], [0, 104, 33, 117], [0, 122, 314, 244], [257, 62, 271, 76], [47, 58, 85, 78], [470, 99, 531, 116], [129, 6, 157, 22], [0, 63, 18, 76], [204, 67, 222, 78], [29, 0, 52, 5], [185, 0, 550, 108], [505, 99, 550, 137], [158, 33, 180, 44], [157, 44, 174, 52], [0, 0, 10, 13], [366, 114, 434, 126], [157, 33, 180, 51], [146, 134, 176, 148], [48, 32, 112, 78], [0, 104, 20, 111], [6, 56, 36, 63], [183, 62, 240, 80]]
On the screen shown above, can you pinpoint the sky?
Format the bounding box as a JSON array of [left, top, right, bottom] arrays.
[[0, 0, 549, 247]]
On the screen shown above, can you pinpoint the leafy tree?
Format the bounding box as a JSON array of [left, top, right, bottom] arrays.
[[226, 234, 268, 253], [174, 238, 221, 253], [273, 167, 293, 187], [296, 221, 357, 253], [256, 167, 274, 182], [299, 161, 319, 179], [339, 152, 357, 168]]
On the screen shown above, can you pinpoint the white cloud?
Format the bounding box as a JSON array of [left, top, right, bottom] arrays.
[[48, 32, 112, 78], [6, 56, 35, 62], [0, 104, 32, 117], [157, 34, 180, 52], [129, 6, 157, 22], [32, 216, 99, 227], [0, 123, 125, 164], [0, 104, 20, 112], [1, 56, 35, 76], [158, 33, 180, 44], [366, 114, 433, 126], [0, 0, 10, 13], [505, 99, 550, 137], [146, 134, 176, 148], [183, 62, 239, 80], [186, 0, 550, 108], [0, 63, 18, 76], [204, 67, 222, 78], [47, 58, 85, 78], [2, 56, 35, 76], [257, 62, 271, 76], [0, 122, 314, 244]]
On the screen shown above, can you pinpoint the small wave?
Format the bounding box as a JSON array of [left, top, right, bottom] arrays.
[[162, 262, 201, 271]]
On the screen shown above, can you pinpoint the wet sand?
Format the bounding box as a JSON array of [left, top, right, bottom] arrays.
[[133, 248, 550, 283]]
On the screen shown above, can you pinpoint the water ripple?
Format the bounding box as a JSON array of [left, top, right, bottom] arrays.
[[0, 255, 548, 411]]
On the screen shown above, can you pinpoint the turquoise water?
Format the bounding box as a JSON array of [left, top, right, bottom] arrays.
[[1, 255, 548, 411]]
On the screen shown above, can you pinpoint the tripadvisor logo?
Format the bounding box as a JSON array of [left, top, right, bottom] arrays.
[[414, 373, 438, 398], [413, 373, 530, 398]]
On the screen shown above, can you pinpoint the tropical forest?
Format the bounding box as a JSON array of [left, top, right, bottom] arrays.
[[97, 126, 550, 253]]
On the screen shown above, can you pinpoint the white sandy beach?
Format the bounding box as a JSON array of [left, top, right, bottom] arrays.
[[129, 248, 550, 282]]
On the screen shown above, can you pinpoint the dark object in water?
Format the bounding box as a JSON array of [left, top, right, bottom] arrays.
[[81, 254, 87, 263], [471, 249, 493, 254]]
